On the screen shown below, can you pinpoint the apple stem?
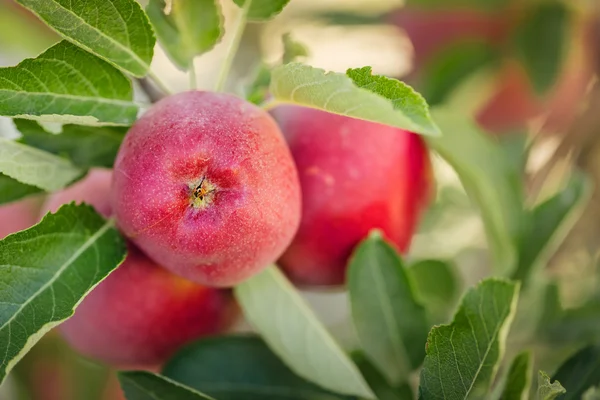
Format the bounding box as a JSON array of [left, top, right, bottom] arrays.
[[214, 0, 252, 92], [148, 70, 173, 96], [189, 59, 198, 90]]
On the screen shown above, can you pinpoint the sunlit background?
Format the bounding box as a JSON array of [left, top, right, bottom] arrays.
[[0, 0, 599, 398]]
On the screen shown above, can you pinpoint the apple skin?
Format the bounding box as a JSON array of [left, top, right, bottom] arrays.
[[272, 106, 432, 287], [111, 91, 301, 287], [0, 197, 41, 239], [43, 169, 238, 368]]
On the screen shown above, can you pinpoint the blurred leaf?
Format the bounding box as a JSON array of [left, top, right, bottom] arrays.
[[232, 0, 290, 21], [15, 119, 127, 169], [348, 231, 428, 384], [316, 11, 387, 26], [584, 387, 600, 400], [16, 0, 155, 77], [418, 279, 520, 399], [551, 345, 600, 399], [282, 33, 308, 64], [245, 65, 271, 105], [0, 174, 41, 205], [538, 371, 566, 400], [0, 138, 82, 191], [119, 371, 214, 400], [512, 171, 591, 282], [408, 259, 461, 324], [0, 204, 127, 384], [235, 266, 374, 399], [500, 351, 533, 400], [428, 108, 525, 275], [270, 63, 440, 136], [513, 1, 570, 94], [352, 351, 413, 400], [163, 335, 356, 400], [0, 41, 138, 126], [422, 40, 498, 106], [146, 0, 223, 70]]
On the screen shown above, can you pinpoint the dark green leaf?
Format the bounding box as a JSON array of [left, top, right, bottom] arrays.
[[421, 40, 498, 105], [538, 371, 566, 400], [428, 107, 525, 275], [500, 351, 532, 400], [163, 335, 356, 400], [408, 259, 461, 324], [119, 371, 214, 400], [235, 266, 374, 399], [16, 0, 155, 77], [0, 174, 42, 205], [352, 351, 413, 400], [269, 63, 440, 136], [233, 0, 290, 21], [512, 171, 590, 282], [348, 231, 428, 383], [513, 1, 570, 94], [0, 138, 82, 191], [146, 0, 223, 70], [15, 119, 126, 169], [0, 204, 127, 384], [316, 11, 387, 26], [551, 345, 600, 399], [418, 279, 520, 399], [0, 41, 138, 126]]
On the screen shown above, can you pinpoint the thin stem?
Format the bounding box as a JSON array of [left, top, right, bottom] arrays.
[[214, 0, 252, 92], [148, 70, 173, 95], [189, 58, 198, 90]]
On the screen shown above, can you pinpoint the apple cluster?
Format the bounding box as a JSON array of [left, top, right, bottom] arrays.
[[1, 91, 431, 368]]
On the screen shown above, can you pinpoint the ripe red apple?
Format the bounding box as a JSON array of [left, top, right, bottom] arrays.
[[0, 197, 41, 239], [272, 107, 432, 286], [111, 91, 301, 287], [43, 169, 238, 368]]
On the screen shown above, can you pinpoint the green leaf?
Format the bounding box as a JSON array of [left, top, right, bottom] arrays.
[[0, 41, 138, 126], [0, 204, 127, 384], [551, 345, 600, 399], [235, 266, 374, 399], [119, 371, 215, 400], [418, 279, 520, 399], [538, 371, 566, 400], [513, 1, 570, 94], [245, 65, 271, 105], [0, 138, 82, 192], [348, 231, 428, 384], [427, 107, 525, 275], [352, 351, 413, 400], [146, 0, 223, 70], [283, 33, 309, 64], [421, 40, 498, 106], [163, 335, 356, 400], [408, 259, 461, 324], [15, 119, 127, 169], [512, 171, 591, 282], [16, 0, 155, 77], [500, 351, 533, 400], [232, 0, 290, 21], [269, 63, 440, 136], [0, 174, 42, 205]]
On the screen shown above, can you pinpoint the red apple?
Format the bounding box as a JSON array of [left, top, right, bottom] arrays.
[[273, 107, 432, 286], [43, 169, 238, 368], [0, 197, 41, 239], [111, 91, 301, 287]]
